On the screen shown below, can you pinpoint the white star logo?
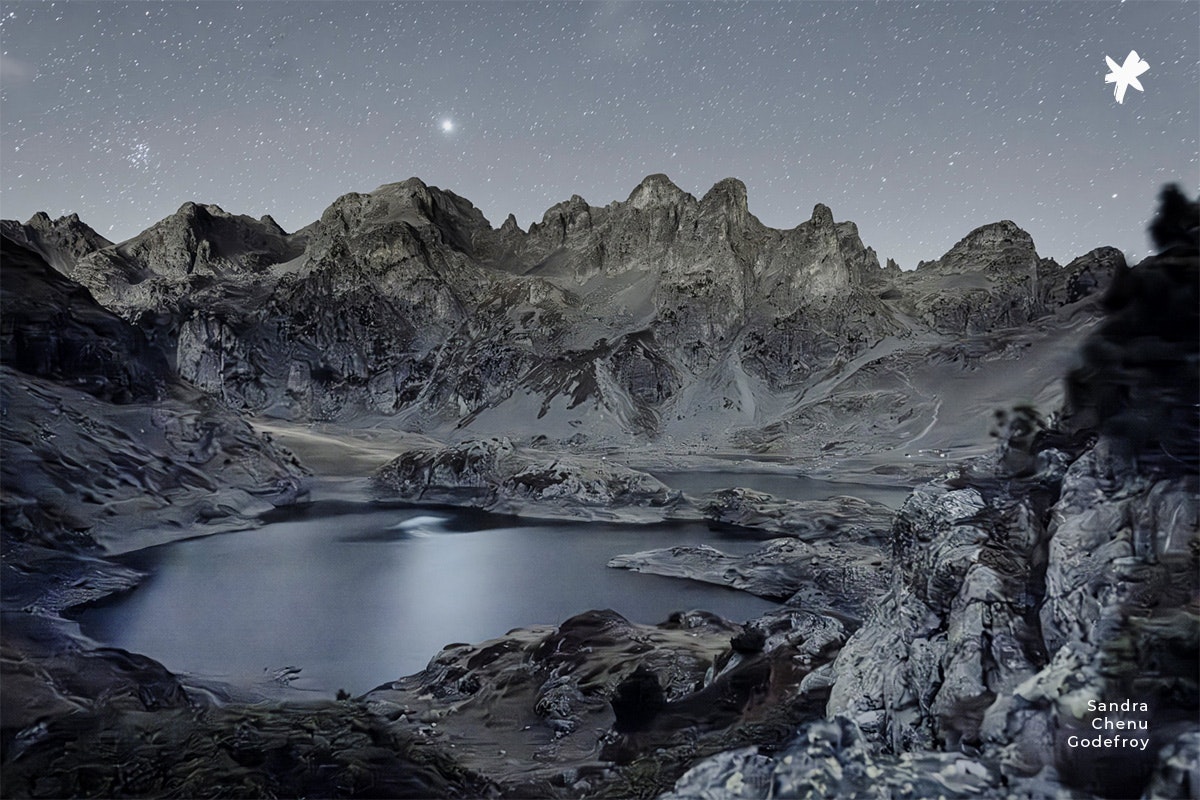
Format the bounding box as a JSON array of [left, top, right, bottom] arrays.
[[1104, 50, 1149, 104]]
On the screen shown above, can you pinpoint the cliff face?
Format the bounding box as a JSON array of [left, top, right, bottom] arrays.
[[1, 240, 169, 404], [13, 175, 1119, 463]]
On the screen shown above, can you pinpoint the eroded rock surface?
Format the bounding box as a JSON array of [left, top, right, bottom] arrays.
[[609, 487, 893, 617], [1, 183, 1194, 800], [701, 488, 894, 541], [664, 189, 1198, 800], [609, 538, 888, 619], [664, 717, 1003, 800], [0, 236, 323, 795]]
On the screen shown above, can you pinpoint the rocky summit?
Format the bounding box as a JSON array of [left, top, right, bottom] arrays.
[[0, 179, 1195, 800]]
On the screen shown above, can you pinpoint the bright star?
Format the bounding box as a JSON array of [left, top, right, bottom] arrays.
[[1104, 50, 1149, 104], [440, 119, 455, 133]]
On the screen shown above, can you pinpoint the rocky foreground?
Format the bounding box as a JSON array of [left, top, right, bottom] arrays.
[[0, 185, 1196, 799]]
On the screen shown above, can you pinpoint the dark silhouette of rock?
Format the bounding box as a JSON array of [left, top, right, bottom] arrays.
[[611, 666, 667, 733], [1, 238, 169, 403], [1149, 184, 1199, 251]]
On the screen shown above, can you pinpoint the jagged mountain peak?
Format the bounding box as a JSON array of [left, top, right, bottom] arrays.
[[810, 203, 835, 228], [311, 178, 493, 260], [699, 177, 749, 214], [529, 194, 594, 240], [13, 177, 1126, 447], [27, 210, 84, 228], [373, 175, 430, 194], [626, 173, 693, 210], [543, 194, 591, 216], [368, 177, 436, 215], [959, 218, 1030, 242], [499, 213, 523, 234], [259, 214, 288, 235], [1, 211, 113, 273], [174, 200, 226, 219], [18, 210, 99, 237], [323, 177, 488, 224], [133, 201, 301, 252], [949, 219, 1034, 252], [63, 198, 307, 313], [143, 201, 307, 254], [917, 219, 1039, 274]]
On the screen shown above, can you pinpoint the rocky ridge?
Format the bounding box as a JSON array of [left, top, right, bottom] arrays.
[[0, 212, 113, 275], [12, 175, 1122, 469]]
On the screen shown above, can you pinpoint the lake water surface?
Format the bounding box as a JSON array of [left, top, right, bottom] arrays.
[[79, 474, 905, 695], [79, 505, 779, 694]]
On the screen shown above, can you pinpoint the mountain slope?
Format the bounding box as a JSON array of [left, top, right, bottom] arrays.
[[0, 236, 306, 552]]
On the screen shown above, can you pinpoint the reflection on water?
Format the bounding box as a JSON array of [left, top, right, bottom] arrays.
[[78, 506, 779, 694]]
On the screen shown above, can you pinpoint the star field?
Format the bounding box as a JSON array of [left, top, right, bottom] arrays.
[[2, 1, 1196, 269]]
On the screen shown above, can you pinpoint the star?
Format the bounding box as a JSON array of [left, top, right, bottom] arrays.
[[1104, 50, 1149, 104]]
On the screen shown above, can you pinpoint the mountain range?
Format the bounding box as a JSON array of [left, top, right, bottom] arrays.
[[2, 175, 1124, 471]]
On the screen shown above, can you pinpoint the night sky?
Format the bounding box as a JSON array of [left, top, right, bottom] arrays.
[[2, 1, 1196, 270]]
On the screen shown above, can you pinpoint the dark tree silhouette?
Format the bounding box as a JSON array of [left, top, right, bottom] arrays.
[[1064, 184, 1199, 473]]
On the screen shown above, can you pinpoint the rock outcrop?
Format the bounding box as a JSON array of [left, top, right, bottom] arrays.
[[0, 235, 348, 798], [372, 438, 686, 521], [609, 487, 894, 618], [664, 717, 1004, 799], [364, 606, 844, 796], [1, 240, 168, 404], [640, 185, 1198, 800], [883, 222, 1122, 334], [609, 537, 889, 619], [3, 181, 1192, 800], [66, 202, 305, 317], [701, 488, 894, 541]]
